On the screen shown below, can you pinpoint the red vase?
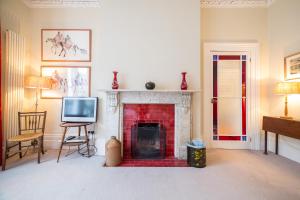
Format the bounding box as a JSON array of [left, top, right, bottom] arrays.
[[181, 72, 188, 90], [112, 71, 119, 89]]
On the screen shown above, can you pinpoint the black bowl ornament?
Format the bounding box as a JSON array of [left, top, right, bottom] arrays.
[[145, 81, 155, 90]]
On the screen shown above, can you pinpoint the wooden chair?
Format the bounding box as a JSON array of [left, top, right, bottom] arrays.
[[2, 111, 47, 171]]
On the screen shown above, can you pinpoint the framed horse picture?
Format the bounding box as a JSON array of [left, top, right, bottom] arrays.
[[41, 29, 91, 62], [285, 52, 300, 80], [40, 66, 91, 99]]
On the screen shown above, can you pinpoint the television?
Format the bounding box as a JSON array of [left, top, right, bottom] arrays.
[[61, 97, 98, 123]]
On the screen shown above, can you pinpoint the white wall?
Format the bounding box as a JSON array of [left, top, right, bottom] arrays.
[[1, 0, 31, 84], [26, 0, 201, 149], [0, 0, 31, 39], [267, 0, 300, 162]]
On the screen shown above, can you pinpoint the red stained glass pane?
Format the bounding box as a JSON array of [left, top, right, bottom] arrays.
[[242, 60, 247, 135], [219, 55, 241, 60], [213, 61, 218, 135], [242, 61, 246, 97], [218, 136, 241, 141]]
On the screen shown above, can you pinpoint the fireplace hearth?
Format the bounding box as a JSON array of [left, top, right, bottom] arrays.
[[131, 122, 166, 159]]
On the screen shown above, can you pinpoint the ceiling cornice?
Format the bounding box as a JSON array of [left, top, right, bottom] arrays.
[[201, 0, 276, 8], [21, 0, 276, 9], [21, 0, 101, 8]]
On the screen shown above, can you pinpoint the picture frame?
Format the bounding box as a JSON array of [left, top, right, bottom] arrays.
[[41, 29, 91, 62], [41, 66, 91, 99], [284, 52, 300, 80]]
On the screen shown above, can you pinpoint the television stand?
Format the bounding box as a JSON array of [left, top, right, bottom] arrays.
[[57, 122, 93, 162]]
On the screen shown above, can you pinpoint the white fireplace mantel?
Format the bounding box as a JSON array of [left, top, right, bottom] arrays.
[[98, 89, 200, 159], [98, 89, 200, 109]]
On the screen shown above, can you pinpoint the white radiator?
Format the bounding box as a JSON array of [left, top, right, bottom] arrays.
[[3, 30, 25, 139]]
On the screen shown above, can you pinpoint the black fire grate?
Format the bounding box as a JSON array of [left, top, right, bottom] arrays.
[[131, 122, 166, 159]]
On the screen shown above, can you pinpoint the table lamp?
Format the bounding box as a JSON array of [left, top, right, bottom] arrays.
[[25, 75, 51, 112], [275, 81, 300, 119]]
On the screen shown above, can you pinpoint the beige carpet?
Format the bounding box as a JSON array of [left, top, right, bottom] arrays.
[[0, 149, 300, 200]]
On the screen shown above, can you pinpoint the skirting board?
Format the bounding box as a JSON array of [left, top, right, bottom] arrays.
[[44, 133, 62, 149]]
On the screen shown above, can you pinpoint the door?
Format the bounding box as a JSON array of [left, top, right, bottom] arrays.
[[0, 25, 2, 165], [204, 43, 260, 150]]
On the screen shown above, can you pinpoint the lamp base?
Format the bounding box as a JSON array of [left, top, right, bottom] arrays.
[[280, 116, 293, 120]]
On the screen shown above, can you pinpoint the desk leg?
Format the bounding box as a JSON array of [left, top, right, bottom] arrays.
[[84, 125, 90, 157], [275, 134, 279, 155], [57, 127, 67, 163], [78, 126, 81, 151], [264, 131, 268, 155]]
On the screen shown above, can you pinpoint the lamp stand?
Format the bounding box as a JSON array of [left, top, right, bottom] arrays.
[[35, 88, 38, 112], [280, 95, 293, 120]]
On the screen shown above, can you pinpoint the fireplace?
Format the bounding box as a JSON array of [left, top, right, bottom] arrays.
[[123, 104, 175, 159], [101, 90, 194, 161], [131, 122, 166, 159]]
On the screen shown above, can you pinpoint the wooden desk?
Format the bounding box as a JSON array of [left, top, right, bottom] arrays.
[[262, 116, 300, 155], [57, 122, 92, 162]]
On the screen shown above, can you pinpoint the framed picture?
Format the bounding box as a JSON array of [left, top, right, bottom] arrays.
[[41, 29, 91, 62], [41, 66, 91, 99], [285, 52, 300, 80]]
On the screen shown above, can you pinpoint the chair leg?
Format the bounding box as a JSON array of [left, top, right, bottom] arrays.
[[18, 142, 22, 158], [38, 138, 41, 164], [41, 135, 45, 154], [2, 142, 7, 171]]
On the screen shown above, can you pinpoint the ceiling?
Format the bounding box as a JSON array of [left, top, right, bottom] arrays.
[[21, 0, 275, 8], [21, 0, 101, 8], [201, 0, 275, 8]]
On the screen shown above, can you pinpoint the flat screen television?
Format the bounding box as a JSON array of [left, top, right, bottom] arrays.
[[61, 97, 98, 123]]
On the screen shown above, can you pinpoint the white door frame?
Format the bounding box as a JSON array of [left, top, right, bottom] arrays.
[[203, 42, 260, 150]]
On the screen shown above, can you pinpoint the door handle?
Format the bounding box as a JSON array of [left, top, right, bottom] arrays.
[[211, 97, 217, 104]]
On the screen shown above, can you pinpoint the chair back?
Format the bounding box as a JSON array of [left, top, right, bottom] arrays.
[[18, 111, 47, 135]]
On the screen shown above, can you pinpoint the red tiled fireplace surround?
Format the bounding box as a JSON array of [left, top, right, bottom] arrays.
[[123, 104, 175, 159], [121, 104, 188, 167]]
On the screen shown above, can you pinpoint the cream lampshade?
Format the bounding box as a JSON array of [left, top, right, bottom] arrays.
[[25, 76, 51, 111], [275, 81, 300, 119]]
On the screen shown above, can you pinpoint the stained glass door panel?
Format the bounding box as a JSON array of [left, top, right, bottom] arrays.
[[213, 55, 247, 141]]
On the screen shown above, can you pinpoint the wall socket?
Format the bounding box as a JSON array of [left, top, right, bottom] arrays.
[[88, 131, 95, 135]]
